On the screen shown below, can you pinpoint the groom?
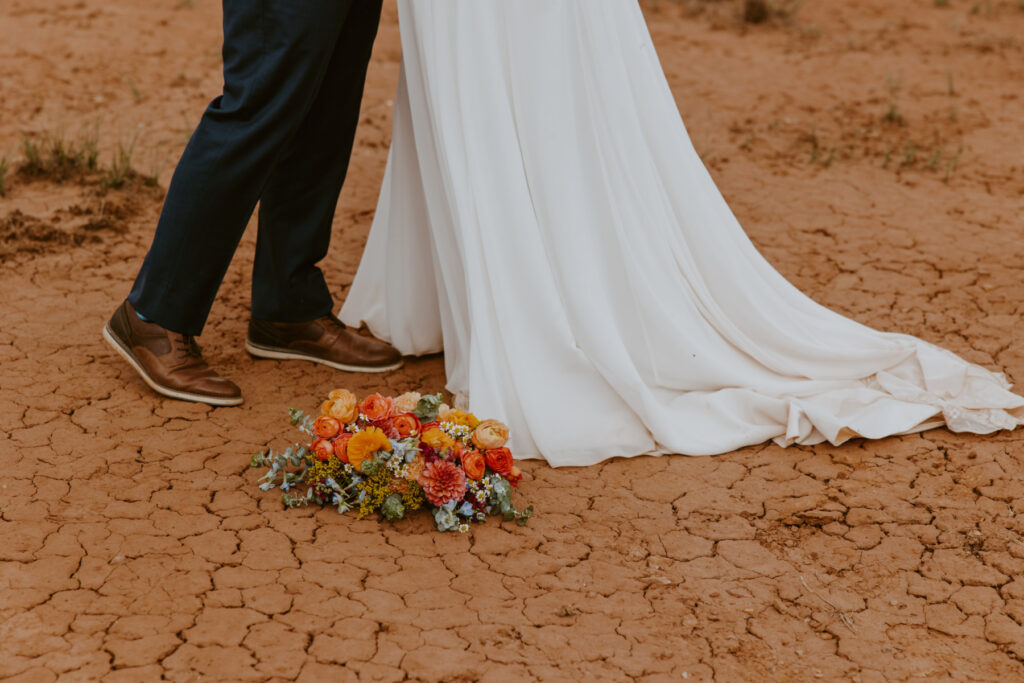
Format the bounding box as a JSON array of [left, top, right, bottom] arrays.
[[103, 0, 400, 407]]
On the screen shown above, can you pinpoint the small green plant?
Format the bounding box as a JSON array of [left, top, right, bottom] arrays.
[[18, 128, 106, 181], [22, 137, 42, 173], [104, 134, 139, 189], [744, 0, 769, 23], [804, 126, 820, 163], [742, 0, 802, 24], [882, 74, 904, 125], [50, 133, 70, 166], [127, 78, 143, 104], [81, 124, 100, 170], [883, 104, 904, 125], [927, 146, 943, 171], [902, 141, 918, 166], [944, 145, 964, 182], [885, 73, 901, 96], [0, 156, 8, 197], [146, 158, 162, 187]]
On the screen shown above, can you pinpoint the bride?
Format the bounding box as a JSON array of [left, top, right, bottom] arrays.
[[340, 0, 1023, 466]]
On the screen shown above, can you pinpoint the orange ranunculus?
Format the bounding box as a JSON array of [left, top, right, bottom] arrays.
[[393, 413, 422, 438], [461, 450, 486, 480], [333, 432, 353, 464], [485, 448, 514, 477], [506, 465, 523, 487], [313, 416, 341, 440], [421, 427, 455, 452], [346, 427, 392, 472], [359, 393, 395, 422], [472, 419, 510, 450], [311, 438, 334, 462], [449, 441, 469, 461], [321, 389, 358, 424]]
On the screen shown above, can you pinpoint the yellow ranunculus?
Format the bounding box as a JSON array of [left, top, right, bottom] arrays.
[[347, 427, 392, 472], [443, 409, 481, 429], [421, 427, 455, 452]]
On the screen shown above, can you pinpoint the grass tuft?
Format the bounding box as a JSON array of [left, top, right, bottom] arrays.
[[944, 146, 964, 183], [22, 137, 43, 174], [103, 134, 139, 190], [743, 0, 802, 24], [882, 104, 905, 125]]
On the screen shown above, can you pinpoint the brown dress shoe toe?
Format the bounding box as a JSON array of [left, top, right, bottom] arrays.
[[245, 315, 403, 373], [103, 300, 243, 406]]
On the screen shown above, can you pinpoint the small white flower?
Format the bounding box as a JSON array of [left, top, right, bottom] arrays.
[[458, 524, 469, 533]]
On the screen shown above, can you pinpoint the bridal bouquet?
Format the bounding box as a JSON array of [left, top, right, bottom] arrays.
[[252, 390, 532, 532]]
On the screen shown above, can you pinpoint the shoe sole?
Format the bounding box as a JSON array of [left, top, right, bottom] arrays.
[[244, 339, 404, 374], [102, 324, 244, 407]]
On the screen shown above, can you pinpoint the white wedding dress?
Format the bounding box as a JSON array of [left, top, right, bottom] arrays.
[[340, 0, 1023, 466]]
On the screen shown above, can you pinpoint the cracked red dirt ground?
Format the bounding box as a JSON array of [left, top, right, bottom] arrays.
[[3, 1, 1024, 681]]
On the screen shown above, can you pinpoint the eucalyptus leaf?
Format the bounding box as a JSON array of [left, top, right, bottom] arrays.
[[414, 393, 444, 421]]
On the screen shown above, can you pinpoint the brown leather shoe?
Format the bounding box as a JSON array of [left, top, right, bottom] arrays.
[[103, 300, 243, 406], [245, 315, 403, 373]]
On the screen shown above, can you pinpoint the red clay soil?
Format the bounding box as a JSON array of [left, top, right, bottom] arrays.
[[2, 0, 1024, 681]]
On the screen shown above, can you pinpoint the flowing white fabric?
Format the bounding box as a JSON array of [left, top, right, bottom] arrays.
[[341, 0, 1024, 466]]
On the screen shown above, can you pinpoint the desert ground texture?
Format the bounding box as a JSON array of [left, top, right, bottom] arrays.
[[2, 0, 1024, 681]]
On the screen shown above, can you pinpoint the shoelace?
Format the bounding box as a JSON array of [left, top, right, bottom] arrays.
[[171, 334, 204, 361], [182, 335, 203, 359]]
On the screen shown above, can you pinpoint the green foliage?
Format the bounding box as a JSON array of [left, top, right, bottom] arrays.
[[382, 494, 406, 521], [414, 393, 444, 421]]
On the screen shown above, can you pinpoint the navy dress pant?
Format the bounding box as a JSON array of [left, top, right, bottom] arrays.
[[129, 0, 383, 335]]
